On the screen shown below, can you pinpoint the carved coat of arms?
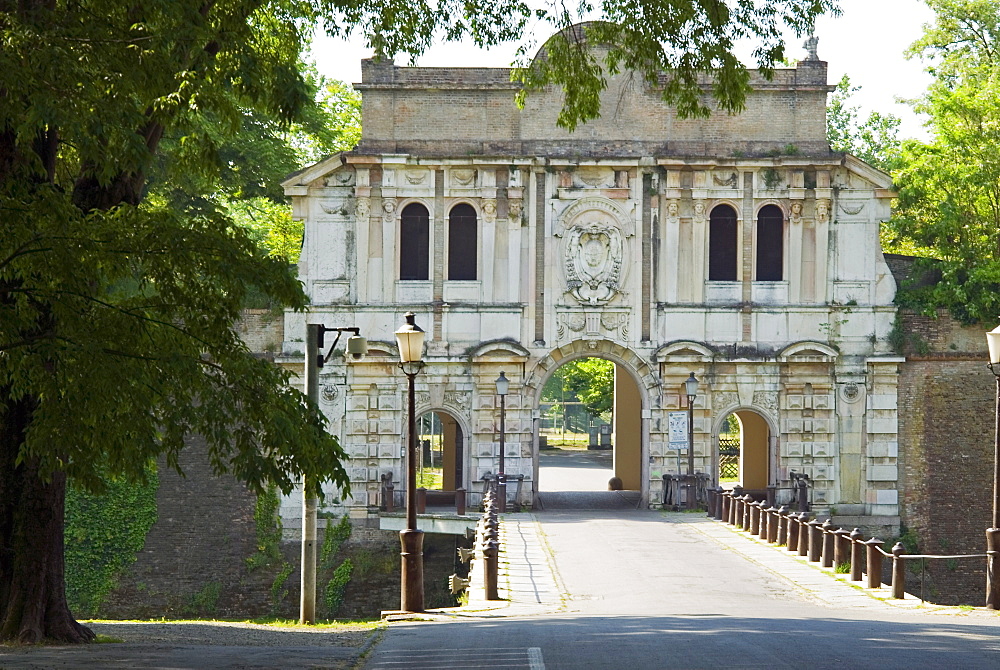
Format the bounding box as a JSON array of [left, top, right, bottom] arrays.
[[564, 222, 624, 305]]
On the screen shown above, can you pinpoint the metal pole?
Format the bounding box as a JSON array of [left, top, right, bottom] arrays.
[[498, 391, 507, 513], [988, 374, 1000, 609], [686, 392, 695, 509], [300, 324, 321, 624], [400, 367, 425, 612]]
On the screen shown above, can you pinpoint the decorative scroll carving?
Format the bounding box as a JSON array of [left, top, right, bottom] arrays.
[[564, 223, 624, 305], [444, 391, 471, 410], [713, 391, 739, 411], [556, 312, 586, 340]]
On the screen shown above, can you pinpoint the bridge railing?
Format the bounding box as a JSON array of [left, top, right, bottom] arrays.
[[711, 489, 988, 603]]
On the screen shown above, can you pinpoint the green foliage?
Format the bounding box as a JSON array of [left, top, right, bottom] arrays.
[[64, 465, 159, 617], [247, 487, 284, 572], [270, 562, 295, 608], [319, 516, 353, 617], [0, 0, 352, 501], [886, 0, 1000, 324], [321, 516, 352, 565], [826, 74, 902, 171], [324, 2, 837, 131], [542, 358, 615, 418], [323, 559, 354, 615], [187, 582, 223, 616], [835, 562, 851, 574]]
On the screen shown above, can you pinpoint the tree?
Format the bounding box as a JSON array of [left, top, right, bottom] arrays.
[[329, 1, 839, 131], [886, 0, 1000, 323], [1, 0, 838, 643], [827, 74, 902, 172], [543, 359, 615, 419], [0, 1, 351, 643]]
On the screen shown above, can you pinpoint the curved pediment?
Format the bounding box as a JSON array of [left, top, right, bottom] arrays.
[[653, 341, 714, 363], [468, 339, 531, 361], [778, 341, 839, 363]]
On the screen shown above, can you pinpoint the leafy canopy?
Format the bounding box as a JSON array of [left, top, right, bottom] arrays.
[[887, 0, 1000, 324], [826, 74, 902, 172], [0, 0, 350, 496], [324, 0, 840, 131]]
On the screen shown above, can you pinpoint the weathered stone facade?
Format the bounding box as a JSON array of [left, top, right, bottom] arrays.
[[280, 29, 901, 530]]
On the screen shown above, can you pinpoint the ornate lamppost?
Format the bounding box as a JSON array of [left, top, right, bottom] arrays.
[[495, 371, 509, 513], [685, 372, 699, 509], [985, 325, 1000, 609], [395, 312, 426, 612]]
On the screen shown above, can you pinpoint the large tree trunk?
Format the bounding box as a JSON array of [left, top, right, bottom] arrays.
[[0, 395, 94, 644]]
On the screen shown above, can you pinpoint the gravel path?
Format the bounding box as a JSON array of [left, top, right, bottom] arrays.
[[0, 620, 381, 670]]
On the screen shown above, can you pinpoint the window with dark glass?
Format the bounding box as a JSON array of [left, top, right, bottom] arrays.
[[399, 203, 430, 280], [448, 203, 478, 280], [708, 204, 738, 281], [756, 204, 784, 281]]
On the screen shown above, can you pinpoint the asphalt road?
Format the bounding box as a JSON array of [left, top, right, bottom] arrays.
[[366, 453, 1000, 670]]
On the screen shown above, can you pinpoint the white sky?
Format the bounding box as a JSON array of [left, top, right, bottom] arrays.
[[311, 0, 936, 140]]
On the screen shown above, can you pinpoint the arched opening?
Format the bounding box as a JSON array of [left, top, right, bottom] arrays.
[[399, 202, 430, 280], [447, 203, 477, 280], [755, 204, 784, 281], [536, 357, 643, 502], [717, 409, 772, 495], [708, 204, 738, 281], [415, 410, 464, 493]]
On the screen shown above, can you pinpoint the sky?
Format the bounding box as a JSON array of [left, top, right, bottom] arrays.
[[311, 0, 937, 141]]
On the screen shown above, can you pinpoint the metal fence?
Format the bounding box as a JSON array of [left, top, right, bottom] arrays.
[[719, 436, 740, 479]]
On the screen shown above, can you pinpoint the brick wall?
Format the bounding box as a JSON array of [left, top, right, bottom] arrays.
[[897, 310, 994, 605]]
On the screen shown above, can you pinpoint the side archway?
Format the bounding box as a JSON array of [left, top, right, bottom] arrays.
[[712, 406, 779, 495]]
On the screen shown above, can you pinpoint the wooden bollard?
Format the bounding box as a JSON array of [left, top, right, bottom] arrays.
[[776, 505, 790, 545], [891, 542, 906, 599], [850, 529, 864, 581], [749, 501, 761, 536], [865, 537, 884, 589], [417, 487, 427, 514], [833, 528, 851, 568], [456, 488, 466, 516], [767, 507, 780, 544]]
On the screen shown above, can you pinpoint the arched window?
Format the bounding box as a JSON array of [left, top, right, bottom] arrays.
[[756, 205, 784, 281], [708, 204, 738, 281], [448, 203, 477, 280], [399, 203, 429, 280]]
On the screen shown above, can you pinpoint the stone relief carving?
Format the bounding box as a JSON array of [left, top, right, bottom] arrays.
[[451, 169, 475, 186], [355, 197, 370, 220], [320, 201, 345, 215], [576, 167, 613, 188], [404, 169, 428, 185], [563, 223, 624, 305], [693, 200, 706, 223], [322, 385, 338, 403], [790, 201, 803, 226], [841, 382, 862, 403], [839, 201, 866, 216], [508, 199, 522, 221], [816, 199, 830, 224], [666, 199, 680, 222], [444, 391, 470, 410], [556, 313, 586, 340], [382, 199, 396, 223], [753, 390, 779, 412], [712, 391, 739, 412], [712, 171, 738, 188], [482, 199, 497, 224], [803, 34, 819, 60], [601, 312, 628, 340], [326, 171, 355, 187]]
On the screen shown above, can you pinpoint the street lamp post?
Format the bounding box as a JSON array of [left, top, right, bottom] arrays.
[[396, 312, 426, 612], [685, 372, 699, 509], [495, 371, 509, 513], [300, 324, 366, 624], [985, 325, 1000, 609]]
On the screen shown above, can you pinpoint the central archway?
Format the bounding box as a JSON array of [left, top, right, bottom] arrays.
[[714, 407, 777, 498], [525, 340, 656, 508]]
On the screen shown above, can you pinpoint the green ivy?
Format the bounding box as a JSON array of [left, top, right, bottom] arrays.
[[320, 515, 351, 565], [323, 559, 353, 614], [247, 486, 284, 571], [64, 463, 159, 617]]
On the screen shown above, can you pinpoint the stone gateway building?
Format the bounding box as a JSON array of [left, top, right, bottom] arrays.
[[280, 27, 902, 533]]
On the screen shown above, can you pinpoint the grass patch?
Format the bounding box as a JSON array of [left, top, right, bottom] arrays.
[[82, 617, 381, 630], [94, 634, 124, 643], [835, 562, 851, 574]]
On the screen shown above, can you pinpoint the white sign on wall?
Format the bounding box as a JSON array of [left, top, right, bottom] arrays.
[[668, 411, 688, 451]]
